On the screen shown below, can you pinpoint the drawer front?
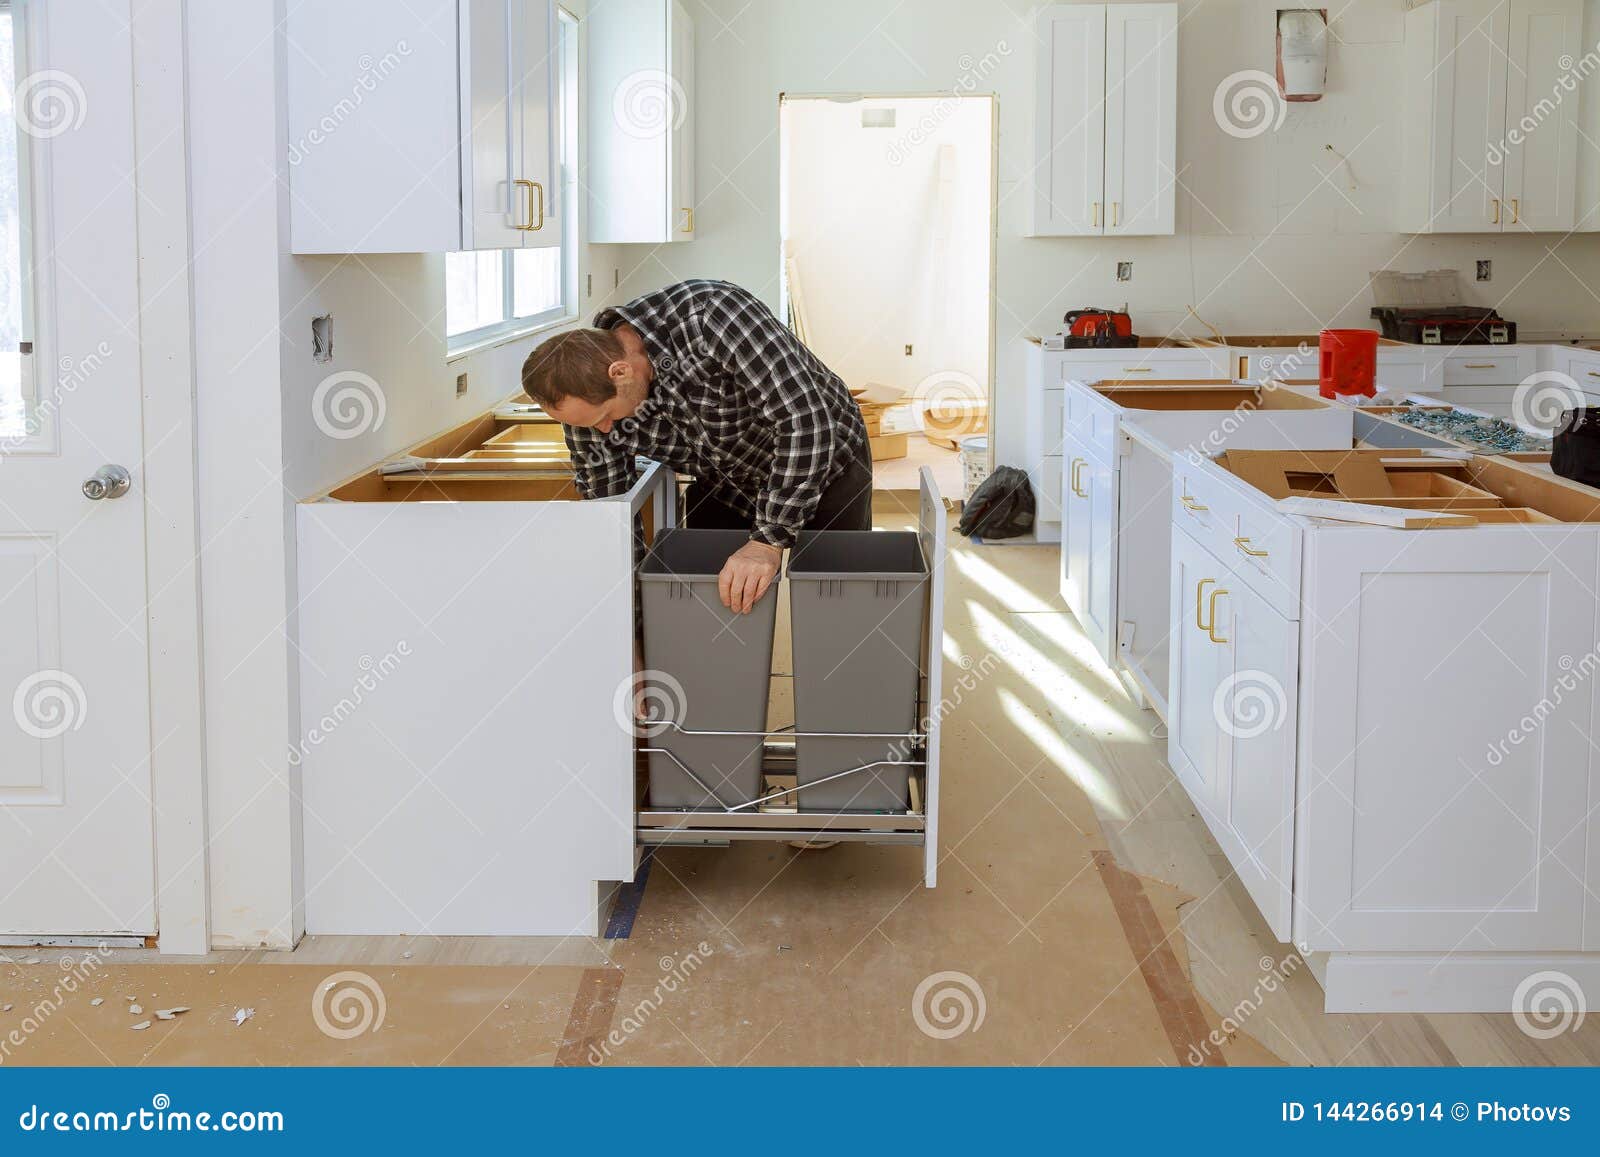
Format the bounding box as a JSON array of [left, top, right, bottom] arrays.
[[1172, 460, 1300, 619], [1442, 352, 1527, 385], [1375, 352, 1430, 390], [1561, 351, 1600, 392], [1042, 388, 1065, 457], [1059, 354, 1221, 384], [1037, 455, 1062, 523]]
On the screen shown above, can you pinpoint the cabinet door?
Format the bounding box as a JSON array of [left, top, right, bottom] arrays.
[[1297, 528, 1595, 951], [1059, 448, 1086, 617], [1167, 528, 1231, 819], [1209, 576, 1298, 942], [1070, 447, 1118, 664], [513, 0, 561, 248], [463, 0, 524, 250], [1032, 4, 1106, 235], [1501, 0, 1582, 232], [1104, 4, 1175, 236], [1427, 0, 1510, 233], [667, 0, 695, 239]]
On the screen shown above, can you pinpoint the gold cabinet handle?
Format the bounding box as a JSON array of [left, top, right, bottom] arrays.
[[1069, 457, 1088, 498], [1195, 578, 1216, 633], [1234, 536, 1268, 558], [1588, 370, 1600, 379], [1112, 201, 1120, 227], [514, 179, 544, 231], [1180, 494, 1209, 512], [1206, 588, 1230, 644], [680, 206, 694, 233], [1461, 362, 1497, 369], [1492, 197, 1501, 225], [1121, 367, 1153, 373], [1092, 201, 1100, 227], [1510, 197, 1519, 224]]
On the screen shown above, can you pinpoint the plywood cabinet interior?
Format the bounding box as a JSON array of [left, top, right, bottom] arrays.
[[1032, 3, 1176, 236], [287, 0, 560, 253]]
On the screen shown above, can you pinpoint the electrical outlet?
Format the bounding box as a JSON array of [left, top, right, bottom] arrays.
[[455, 372, 468, 397], [1116, 261, 1133, 282], [1476, 259, 1492, 282], [904, 344, 914, 356]]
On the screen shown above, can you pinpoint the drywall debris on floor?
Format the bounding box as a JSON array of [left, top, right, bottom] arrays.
[[22, 957, 40, 965], [154, 1007, 190, 1021], [233, 1007, 254, 1027], [128, 1004, 142, 1015], [1, 1004, 12, 1013], [90, 997, 104, 1006], [130, 1021, 151, 1031]]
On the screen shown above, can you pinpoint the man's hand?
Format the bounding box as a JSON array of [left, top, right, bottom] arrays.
[[718, 539, 782, 615]]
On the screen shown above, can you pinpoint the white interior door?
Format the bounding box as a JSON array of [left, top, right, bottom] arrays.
[[1033, 3, 1106, 235], [1428, 0, 1510, 232], [1501, 0, 1581, 231], [0, 1, 155, 937], [1103, 3, 1175, 235]]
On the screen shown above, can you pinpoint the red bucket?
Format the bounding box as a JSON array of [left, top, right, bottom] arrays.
[[1319, 329, 1378, 399]]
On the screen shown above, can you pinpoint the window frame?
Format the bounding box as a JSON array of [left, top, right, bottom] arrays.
[[446, 6, 579, 358]]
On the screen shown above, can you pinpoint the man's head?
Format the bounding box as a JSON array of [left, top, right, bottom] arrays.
[[521, 325, 651, 434]]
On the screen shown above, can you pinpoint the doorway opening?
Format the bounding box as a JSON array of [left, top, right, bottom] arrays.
[[779, 94, 995, 498]]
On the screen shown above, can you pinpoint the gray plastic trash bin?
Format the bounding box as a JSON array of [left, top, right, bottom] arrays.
[[639, 529, 777, 809], [788, 530, 928, 811]]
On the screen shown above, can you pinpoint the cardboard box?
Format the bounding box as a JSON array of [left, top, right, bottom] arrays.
[[869, 433, 908, 461]]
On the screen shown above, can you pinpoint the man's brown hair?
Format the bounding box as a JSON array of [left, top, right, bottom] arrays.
[[520, 327, 624, 408]]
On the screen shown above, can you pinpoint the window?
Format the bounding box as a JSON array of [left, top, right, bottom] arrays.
[[0, 0, 37, 443], [446, 7, 578, 353]]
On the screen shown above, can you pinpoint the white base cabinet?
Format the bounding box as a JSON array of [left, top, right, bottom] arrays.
[[296, 413, 670, 936], [1055, 379, 1353, 705], [1164, 451, 1600, 1011]]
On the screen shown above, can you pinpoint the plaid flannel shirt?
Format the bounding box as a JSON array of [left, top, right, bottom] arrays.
[[564, 280, 868, 549]]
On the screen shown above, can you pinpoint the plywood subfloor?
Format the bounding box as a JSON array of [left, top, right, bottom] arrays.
[[3, 493, 1595, 1066]]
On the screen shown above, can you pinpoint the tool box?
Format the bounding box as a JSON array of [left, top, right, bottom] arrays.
[[1060, 306, 1138, 349], [1368, 268, 1516, 345]]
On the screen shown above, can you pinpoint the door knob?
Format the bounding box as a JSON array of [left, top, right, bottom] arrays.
[[82, 464, 131, 501]]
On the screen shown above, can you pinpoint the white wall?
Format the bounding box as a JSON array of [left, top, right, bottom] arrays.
[[619, 0, 1600, 476], [782, 97, 992, 407], [187, 0, 634, 948]]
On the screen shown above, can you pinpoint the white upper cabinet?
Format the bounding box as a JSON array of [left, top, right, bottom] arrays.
[[1400, 0, 1583, 233], [287, 0, 560, 254], [1032, 3, 1176, 237], [587, 0, 696, 243]]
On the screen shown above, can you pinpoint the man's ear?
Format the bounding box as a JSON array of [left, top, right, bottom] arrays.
[[607, 358, 630, 385]]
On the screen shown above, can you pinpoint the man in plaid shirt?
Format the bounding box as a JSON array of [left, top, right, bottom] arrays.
[[522, 280, 873, 614]]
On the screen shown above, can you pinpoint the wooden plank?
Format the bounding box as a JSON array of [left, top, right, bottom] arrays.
[[1277, 497, 1478, 528]]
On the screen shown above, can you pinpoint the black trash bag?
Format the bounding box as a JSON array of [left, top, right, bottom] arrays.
[[957, 465, 1036, 540], [1553, 408, 1600, 489]]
